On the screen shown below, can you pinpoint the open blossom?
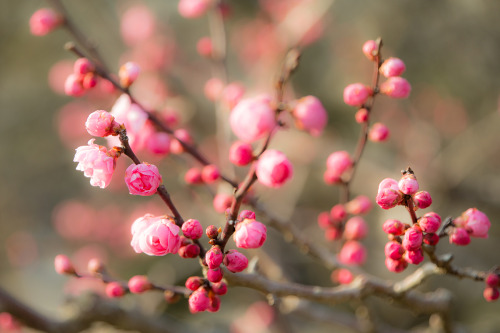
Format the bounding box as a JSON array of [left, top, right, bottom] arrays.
[[256, 150, 293, 188], [233, 219, 267, 249], [292, 96, 328, 136], [230, 95, 276, 143], [30, 8, 62, 36], [74, 139, 117, 189], [125, 163, 162, 196], [131, 215, 181, 256]]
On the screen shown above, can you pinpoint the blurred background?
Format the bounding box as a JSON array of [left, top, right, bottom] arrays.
[[1, 0, 500, 332]]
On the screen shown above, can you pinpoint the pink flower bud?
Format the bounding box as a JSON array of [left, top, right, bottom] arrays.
[[30, 8, 62, 36], [423, 233, 440, 246], [376, 188, 403, 210], [256, 150, 293, 188], [461, 208, 491, 238], [178, 244, 200, 258], [355, 108, 369, 123], [182, 219, 203, 240], [380, 77, 411, 99], [207, 267, 223, 283], [106, 282, 126, 298], [419, 212, 441, 233], [206, 225, 219, 239], [368, 122, 390, 142], [331, 268, 354, 285], [131, 215, 182, 255], [378, 178, 399, 192], [230, 95, 276, 142], [204, 77, 224, 101], [233, 219, 267, 249], [382, 219, 406, 236], [325, 227, 342, 241], [170, 129, 193, 154], [483, 287, 500, 302], [185, 276, 204, 291], [64, 74, 85, 97], [330, 204, 347, 222], [223, 249, 249, 273], [185, 167, 203, 185], [85, 110, 119, 137], [385, 241, 404, 260], [379, 57, 406, 78], [222, 82, 246, 109], [318, 212, 333, 229], [404, 248, 424, 265], [125, 163, 162, 196], [449, 227, 471, 246], [343, 83, 372, 107], [205, 246, 223, 269], [178, 0, 213, 19], [229, 141, 254, 166], [362, 40, 378, 61], [74, 139, 117, 189], [398, 174, 419, 195], [119, 62, 141, 88], [402, 225, 423, 251], [73, 58, 95, 75], [385, 257, 408, 273], [196, 37, 213, 57], [212, 282, 227, 295], [87, 258, 104, 274], [326, 151, 352, 177], [344, 216, 368, 240], [213, 193, 233, 213], [189, 287, 210, 313], [486, 274, 499, 288], [413, 191, 432, 209], [239, 210, 256, 220], [292, 96, 328, 136], [208, 294, 221, 312], [54, 254, 75, 275], [338, 241, 366, 266], [128, 275, 152, 294], [323, 169, 342, 185], [82, 73, 98, 89], [201, 164, 220, 184], [346, 195, 372, 215], [146, 132, 171, 156]]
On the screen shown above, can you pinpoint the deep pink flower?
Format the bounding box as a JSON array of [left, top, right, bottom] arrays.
[[402, 226, 423, 251], [85, 110, 120, 137], [208, 295, 221, 312], [205, 246, 223, 269], [385, 257, 408, 273], [384, 241, 404, 260], [346, 195, 372, 215], [355, 108, 369, 123], [185, 276, 203, 291], [125, 163, 162, 196], [256, 150, 293, 188], [223, 249, 249, 273], [382, 219, 406, 236], [343, 216, 368, 240], [229, 141, 254, 166], [230, 95, 276, 142], [380, 77, 411, 99], [413, 191, 432, 209], [419, 212, 441, 234], [461, 208, 491, 238], [207, 267, 223, 283], [184, 167, 203, 185], [376, 188, 402, 210], [379, 57, 406, 77], [233, 219, 267, 249], [238, 210, 256, 221], [484, 287, 500, 302], [338, 241, 366, 266], [54, 254, 75, 275], [131, 215, 182, 256], [64, 74, 85, 97], [330, 204, 347, 222], [317, 212, 333, 229], [326, 151, 352, 178], [189, 287, 210, 313], [178, 244, 200, 258], [404, 249, 424, 265], [449, 227, 471, 246], [128, 275, 152, 293], [292, 96, 328, 136], [201, 164, 220, 183], [368, 122, 390, 142], [74, 139, 117, 189], [343, 83, 372, 106], [398, 174, 419, 195], [106, 282, 126, 298], [182, 219, 203, 240], [30, 8, 62, 36], [213, 193, 233, 213], [211, 282, 227, 295], [331, 268, 354, 285]]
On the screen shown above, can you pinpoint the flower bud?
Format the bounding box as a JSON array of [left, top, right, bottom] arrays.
[[419, 212, 441, 233], [379, 57, 406, 77], [362, 40, 378, 60], [413, 191, 432, 209], [326, 151, 352, 177], [207, 267, 223, 283], [222, 82, 246, 110], [404, 249, 424, 265], [170, 129, 193, 154], [239, 210, 256, 221], [205, 246, 223, 269], [380, 77, 411, 99], [74, 58, 95, 75], [343, 83, 372, 107], [87, 258, 104, 274], [344, 216, 368, 240], [119, 62, 141, 87], [178, 244, 200, 258], [196, 37, 213, 57], [189, 287, 210, 313], [384, 241, 404, 260], [30, 8, 62, 36], [230, 95, 276, 142], [146, 132, 171, 156], [204, 77, 224, 101], [125, 163, 162, 196], [185, 167, 203, 185], [85, 110, 119, 137], [423, 233, 440, 246], [385, 257, 408, 273], [486, 273, 500, 288], [212, 281, 228, 295], [213, 193, 233, 213], [223, 249, 248, 273], [325, 227, 342, 241], [128, 275, 152, 294], [206, 225, 219, 239], [331, 268, 353, 285], [201, 164, 220, 184], [368, 122, 390, 142], [355, 108, 369, 123], [233, 219, 267, 249], [54, 254, 75, 275], [330, 204, 347, 222], [461, 208, 491, 238], [398, 173, 419, 195], [64, 74, 85, 97], [382, 219, 405, 236], [292, 96, 328, 136], [338, 241, 366, 266], [402, 225, 423, 251], [317, 212, 332, 229], [346, 195, 372, 215], [208, 294, 221, 312], [376, 188, 402, 210], [256, 150, 293, 188], [229, 141, 254, 166], [185, 276, 204, 291], [182, 219, 203, 240], [449, 227, 470, 246], [483, 287, 499, 302], [106, 282, 126, 298]]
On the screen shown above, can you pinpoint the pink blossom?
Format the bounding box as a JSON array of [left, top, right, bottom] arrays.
[[292, 96, 328, 136], [82, 73, 98, 89], [182, 219, 203, 240], [486, 274, 500, 288], [462, 208, 491, 238], [106, 282, 126, 298], [230, 95, 276, 142], [146, 132, 171, 156], [449, 227, 470, 246], [207, 267, 223, 283], [213, 193, 233, 213], [376, 188, 402, 210], [379, 57, 406, 77], [413, 191, 432, 209], [205, 246, 223, 269], [344, 216, 368, 240], [419, 212, 441, 234], [119, 62, 141, 88], [189, 287, 210, 313], [170, 128, 193, 154], [317, 212, 333, 229], [185, 276, 203, 291], [378, 178, 399, 192], [85, 110, 119, 137], [64, 74, 85, 97], [233, 219, 267, 249], [128, 275, 152, 293], [423, 233, 440, 246], [362, 40, 378, 61], [212, 282, 227, 295], [185, 167, 203, 185], [201, 164, 220, 183], [74, 139, 117, 189], [131, 215, 182, 256], [384, 241, 404, 260], [238, 210, 256, 221], [125, 163, 162, 196], [402, 226, 423, 251], [346, 195, 372, 215], [330, 204, 347, 222], [355, 108, 369, 123], [326, 151, 352, 178], [338, 241, 366, 266], [398, 174, 419, 195], [380, 77, 411, 99], [229, 141, 254, 166], [368, 122, 390, 142], [208, 295, 221, 312], [204, 77, 224, 101], [256, 150, 293, 188], [178, 0, 213, 19], [223, 249, 249, 273], [54, 254, 75, 275], [343, 83, 372, 106], [178, 244, 200, 258], [382, 219, 406, 236], [222, 82, 246, 109], [73, 58, 94, 75], [30, 8, 62, 36], [385, 257, 408, 273], [206, 225, 219, 239], [110, 94, 149, 151], [484, 287, 500, 302], [404, 249, 424, 265]]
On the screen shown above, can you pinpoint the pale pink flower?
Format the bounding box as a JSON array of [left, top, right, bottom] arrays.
[[182, 219, 203, 240], [292, 96, 328, 136], [85, 110, 120, 137], [229, 141, 254, 166], [223, 249, 249, 273], [338, 240, 366, 266], [380, 77, 411, 99], [343, 216, 368, 240], [230, 95, 276, 143], [233, 219, 267, 249], [189, 287, 210, 313], [178, 0, 213, 18], [131, 215, 181, 255], [461, 208, 491, 238], [256, 150, 293, 188], [343, 83, 372, 106], [74, 139, 117, 189], [398, 174, 419, 195], [362, 40, 378, 61], [376, 178, 403, 210], [205, 246, 223, 269], [125, 163, 162, 196], [30, 8, 62, 36], [379, 57, 406, 77]]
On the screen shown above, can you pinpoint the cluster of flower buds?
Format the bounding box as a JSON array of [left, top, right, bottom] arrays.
[[448, 208, 491, 245], [376, 170, 432, 210], [483, 273, 500, 302], [186, 277, 226, 313], [184, 164, 221, 185], [65, 58, 99, 97]]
